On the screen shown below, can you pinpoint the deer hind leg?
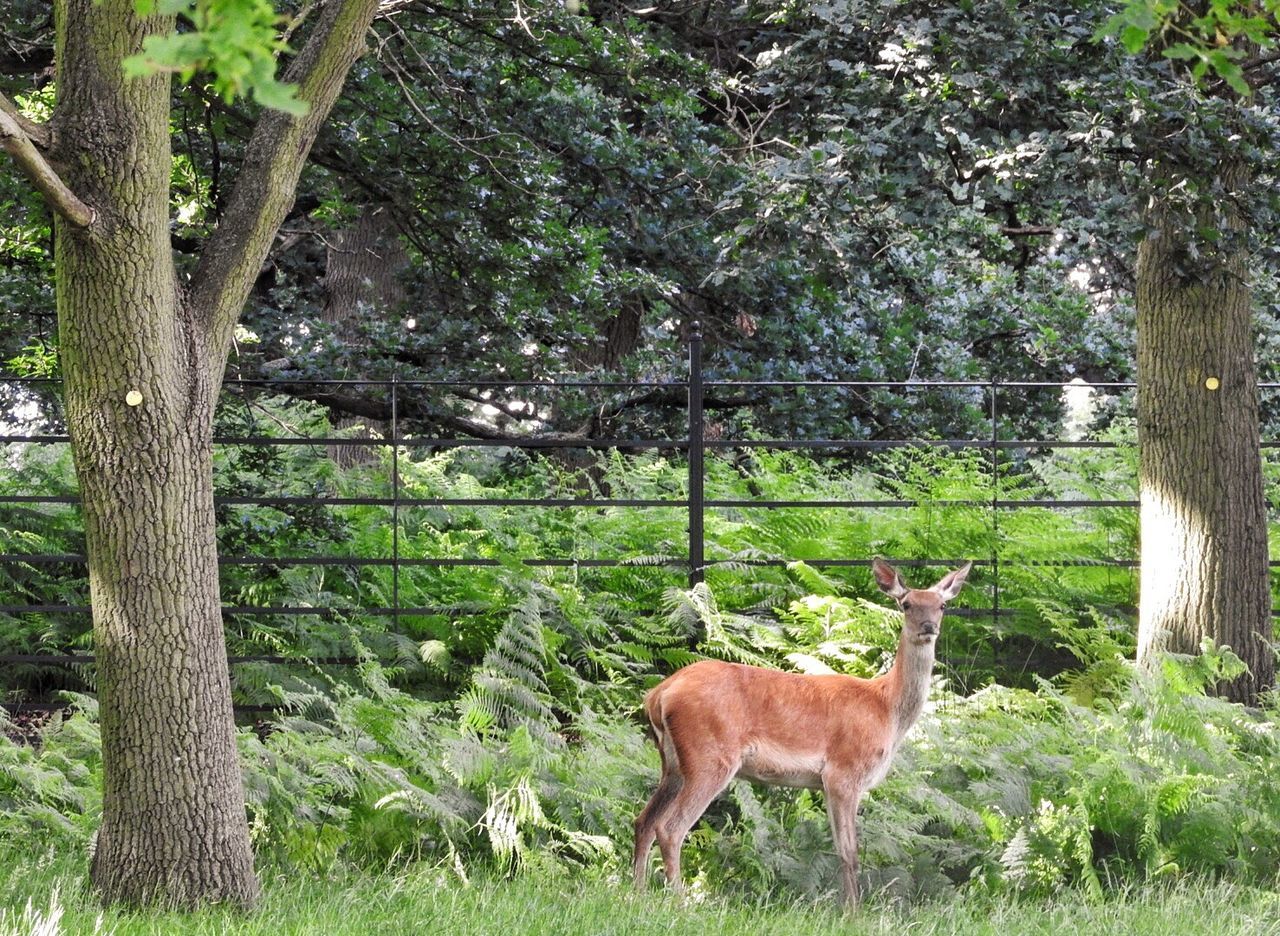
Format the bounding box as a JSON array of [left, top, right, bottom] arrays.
[[633, 770, 682, 888], [823, 775, 864, 910], [653, 755, 737, 892], [635, 712, 684, 888]]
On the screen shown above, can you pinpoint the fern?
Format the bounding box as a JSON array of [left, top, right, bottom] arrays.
[[458, 589, 561, 749], [661, 583, 787, 667]]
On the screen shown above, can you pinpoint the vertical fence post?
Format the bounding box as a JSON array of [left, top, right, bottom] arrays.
[[989, 375, 1000, 635], [391, 374, 400, 632], [687, 321, 705, 589]]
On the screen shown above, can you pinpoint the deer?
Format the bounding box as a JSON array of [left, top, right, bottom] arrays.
[[632, 557, 971, 908]]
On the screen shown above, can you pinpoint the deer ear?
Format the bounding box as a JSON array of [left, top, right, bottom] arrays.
[[932, 561, 972, 601], [872, 558, 909, 600]]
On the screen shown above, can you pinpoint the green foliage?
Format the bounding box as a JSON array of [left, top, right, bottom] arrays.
[[775, 574, 903, 677], [126, 0, 307, 115], [458, 586, 560, 744], [5, 0, 1280, 908], [938, 645, 1275, 895], [0, 393, 1145, 702], [235, 658, 651, 876], [5, 394, 1279, 902], [1033, 599, 1136, 707], [0, 443, 90, 700], [5, 338, 58, 378], [0, 696, 101, 846], [7, 0, 1280, 445], [1100, 0, 1280, 93], [7, 640, 1280, 904]]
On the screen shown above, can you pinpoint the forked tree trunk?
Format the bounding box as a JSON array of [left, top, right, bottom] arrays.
[[53, 1, 258, 906], [1135, 170, 1274, 704], [38, 0, 380, 907]]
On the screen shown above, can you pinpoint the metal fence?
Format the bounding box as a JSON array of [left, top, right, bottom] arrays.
[[0, 324, 1192, 715]]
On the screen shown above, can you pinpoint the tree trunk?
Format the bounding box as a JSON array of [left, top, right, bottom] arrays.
[[322, 204, 408, 321], [1135, 169, 1274, 704], [13, 0, 379, 909], [321, 203, 407, 468], [53, 0, 258, 906], [75, 423, 256, 906], [570, 300, 643, 370]]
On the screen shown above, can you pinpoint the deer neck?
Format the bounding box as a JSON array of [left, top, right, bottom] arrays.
[[886, 629, 936, 741]]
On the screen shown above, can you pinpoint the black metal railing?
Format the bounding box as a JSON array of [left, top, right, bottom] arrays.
[[7, 327, 1244, 713]]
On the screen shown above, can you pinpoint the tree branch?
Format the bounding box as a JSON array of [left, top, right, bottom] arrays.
[[277, 386, 563, 442], [0, 41, 53, 77], [0, 98, 94, 227], [190, 0, 380, 368], [0, 92, 50, 148], [1243, 50, 1280, 73]]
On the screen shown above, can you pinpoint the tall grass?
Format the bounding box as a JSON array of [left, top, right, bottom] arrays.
[[2, 848, 1279, 936]]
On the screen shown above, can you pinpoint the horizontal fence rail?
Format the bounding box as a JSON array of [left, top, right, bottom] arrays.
[[6, 341, 1280, 714]]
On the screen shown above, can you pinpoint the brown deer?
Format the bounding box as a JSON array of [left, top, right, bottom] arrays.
[[632, 558, 971, 908]]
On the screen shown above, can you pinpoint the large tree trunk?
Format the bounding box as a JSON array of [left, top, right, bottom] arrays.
[[75, 424, 255, 905], [53, 0, 258, 906], [1135, 170, 1274, 704], [40, 0, 380, 907]]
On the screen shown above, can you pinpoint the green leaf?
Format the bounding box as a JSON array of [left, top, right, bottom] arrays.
[[1161, 43, 1202, 61], [122, 0, 306, 115], [1120, 24, 1151, 54], [1208, 50, 1251, 94]]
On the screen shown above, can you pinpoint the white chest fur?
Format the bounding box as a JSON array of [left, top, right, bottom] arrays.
[[737, 739, 828, 789]]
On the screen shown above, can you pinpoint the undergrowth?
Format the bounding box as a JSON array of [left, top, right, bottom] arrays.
[[5, 631, 1279, 904], [1, 396, 1141, 705]]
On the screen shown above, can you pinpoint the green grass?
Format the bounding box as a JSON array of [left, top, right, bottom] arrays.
[[4, 850, 1280, 936]]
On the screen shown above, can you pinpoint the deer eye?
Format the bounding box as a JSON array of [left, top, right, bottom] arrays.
[[901, 599, 913, 610]]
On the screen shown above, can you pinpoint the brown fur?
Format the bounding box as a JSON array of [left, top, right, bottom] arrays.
[[632, 559, 971, 908]]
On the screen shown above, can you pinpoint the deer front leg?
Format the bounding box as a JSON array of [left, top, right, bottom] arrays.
[[823, 775, 864, 910]]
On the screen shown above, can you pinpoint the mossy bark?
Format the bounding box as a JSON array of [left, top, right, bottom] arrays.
[[53, 0, 258, 908], [1135, 167, 1274, 704], [48, 0, 379, 907]]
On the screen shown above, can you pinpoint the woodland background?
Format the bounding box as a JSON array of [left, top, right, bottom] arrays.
[[3, 0, 1280, 929]]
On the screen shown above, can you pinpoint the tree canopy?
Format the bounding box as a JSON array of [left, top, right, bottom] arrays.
[[8, 0, 1276, 444]]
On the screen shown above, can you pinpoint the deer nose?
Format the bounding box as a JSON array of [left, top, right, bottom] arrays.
[[918, 622, 939, 636]]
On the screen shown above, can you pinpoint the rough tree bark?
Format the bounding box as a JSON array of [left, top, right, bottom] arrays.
[[51, 3, 257, 907], [0, 0, 381, 907], [322, 204, 409, 322], [321, 203, 407, 467], [1135, 163, 1275, 704], [569, 301, 642, 370]]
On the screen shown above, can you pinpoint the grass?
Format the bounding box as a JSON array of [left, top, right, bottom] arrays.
[[3, 850, 1280, 936]]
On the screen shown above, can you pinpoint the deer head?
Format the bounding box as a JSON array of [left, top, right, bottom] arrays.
[[872, 558, 972, 645]]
